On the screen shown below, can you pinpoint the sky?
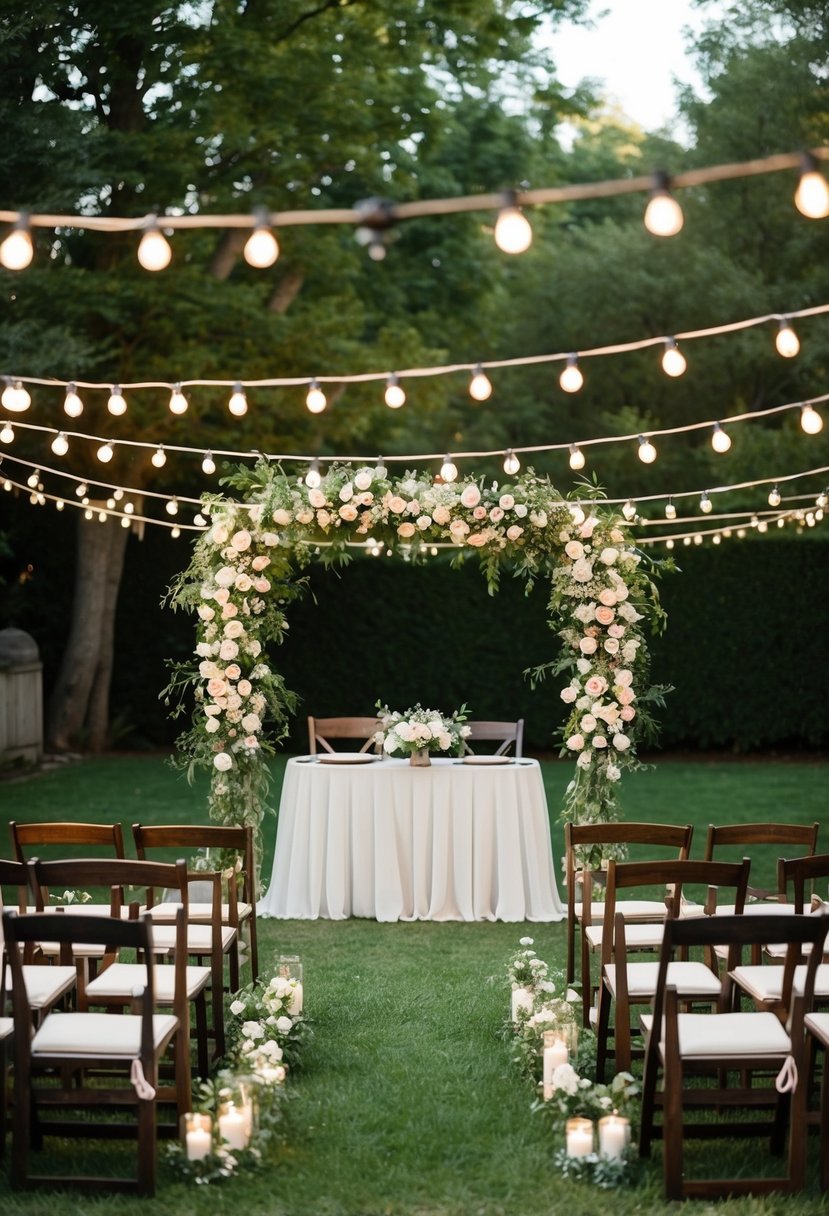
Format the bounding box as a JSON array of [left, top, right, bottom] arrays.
[[547, 0, 723, 134]]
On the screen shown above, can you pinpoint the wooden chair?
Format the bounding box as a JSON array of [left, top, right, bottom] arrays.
[[639, 911, 829, 1200], [307, 715, 381, 755], [1, 858, 77, 1024], [805, 1011, 829, 1191], [759, 853, 829, 968], [10, 819, 127, 865], [132, 823, 251, 990], [704, 821, 820, 905], [564, 820, 694, 1024], [463, 719, 524, 757], [0, 1014, 11, 1159], [594, 856, 750, 1078], [3, 909, 182, 1196]]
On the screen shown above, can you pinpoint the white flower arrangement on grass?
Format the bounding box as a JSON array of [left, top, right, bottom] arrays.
[[226, 973, 309, 1071], [375, 702, 471, 757]]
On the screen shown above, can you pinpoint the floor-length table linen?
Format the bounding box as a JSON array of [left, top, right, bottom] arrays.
[[261, 756, 564, 923]]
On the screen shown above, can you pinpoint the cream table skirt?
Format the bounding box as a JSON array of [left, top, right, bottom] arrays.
[[260, 756, 564, 923]]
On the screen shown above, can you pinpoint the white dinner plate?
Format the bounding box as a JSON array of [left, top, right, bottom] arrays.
[[461, 755, 512, 765], [317, 753, 378, 765]]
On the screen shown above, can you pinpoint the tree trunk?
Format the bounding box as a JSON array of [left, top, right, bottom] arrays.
[[46, 512, 131, 753]]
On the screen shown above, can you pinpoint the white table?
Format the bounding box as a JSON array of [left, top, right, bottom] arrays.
[[260, 756, 564, 923]]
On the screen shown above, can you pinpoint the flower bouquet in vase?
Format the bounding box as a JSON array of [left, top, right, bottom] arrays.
[[375, 702, 471, 766]]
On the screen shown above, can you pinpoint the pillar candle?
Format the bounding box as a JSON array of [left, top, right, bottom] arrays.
[[542, 1036, 568, 1100], [565, 1118, 594, 1158], [598, 1114, 630, 1159], [185, 1125, 212, 1161], [288, 980, 304, 1016], [218, 1104, 248, 1150]]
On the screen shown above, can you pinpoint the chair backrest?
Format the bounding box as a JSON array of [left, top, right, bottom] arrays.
[[0, 857, 30, 954], [307, 716, 380, 755], [10, 820, 126, 863], [705, 821, 819, 900], [464, 719, 524, 757], [132, 822, 255, 904], [777, 852, 829, 913], [29, 856, 189, 917], [565, 820, 694, 914]]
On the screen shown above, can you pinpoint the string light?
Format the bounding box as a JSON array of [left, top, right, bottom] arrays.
[[493, 199, 532, 254], [559, 355, 584, 393], [439, 454, 458, 482], [165, 497, 178, 516], [661, 338, 686, 377], [384, 374, 406, 409], [228, 382, 248, 417], [776, 318, 800, 358], [794, 153, 829, 219], [107, 384, 127, 416], [643, 171, 684, 236], [305, 379, 327, 414], [305, 459, 322, 489], [243, 210, 280, 268], [469, 365, 492, 401], [76, 482, 88, 496], [64, 383, 83, 417], [151, 445, 167, 468], [50, 432, 69, 456], [568, 444, 585, 471], [622, 500, 637, 521], [26, 469, 40, 488], [171, 525, 181, 538], [700, 492, 713, 513], [569, 503, 586, 526], [202, 451, 216, 475], [503, 449, 521, 475], [666, 538, 675, 550], [711, 422, 732, 454], [120, 514, 131, 528], [137, 219, 172, 271], [96, 440, 114, 463], [169, 384, 188, 415], [0, 215, 33, 270], [665, 499, 676, 520], [56, 499, 64, 511], [801, 403, 823, 434], [768, 485, 781, 507], [637, 435, 657, 464], [1, 379, 31, 412]]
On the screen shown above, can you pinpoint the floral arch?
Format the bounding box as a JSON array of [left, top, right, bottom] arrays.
[[165, 459, 667, 865]]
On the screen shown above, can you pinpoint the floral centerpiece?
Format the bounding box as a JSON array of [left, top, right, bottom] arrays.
[[375, 702, 471, 765]]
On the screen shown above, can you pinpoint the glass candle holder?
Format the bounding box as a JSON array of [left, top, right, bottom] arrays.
[[598, 1113, 630, 1159], [278, 954, 304, 1015], [541, 1029, 568, 1100], [565, 1116, 594, 1158], [218, 1096, 249, 1150], [182, 1111, 213, 1160]]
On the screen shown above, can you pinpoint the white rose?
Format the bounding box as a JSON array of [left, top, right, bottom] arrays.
[[213, 752, 232, 772], [514, 503, 528, 518], [197, 605, 215, 622], [576, 657, 591, 675], [308, 489, 326, 508], [607, 763, 621, 781], [224, 620, 244, 639], [214, 566, 236, 588], [560, 686, 578, 704], [460, 485, 481, 508], [231, 530, 252, 551], [616, 669, 634, 687], [242, 1020, 264, 1040], [417, 515, 432, 530], [205, 717, 220, 734], [230, 999, 245, 1015], [604, 638, 620, 654], [577, 751, 591, 768], [432, 505, 451, 525], [566, 734, 584, 752], [219, 639, 239, 661], [579, 636, 598, 655], [622, 643, 638, 661], [196, 642, 212, 658], [276, 1016, 293, 1033], [565, 540, 585, 560], [529, 510, 548, 528], [592, 735, 607, 748], [506, 525, 523, 541], [499, 494, 515, 510], [211, 524, 229, 545], [338, 482, 354, 502], [235, 573, 252, 592], [238, 680, 252, 697], [263, 532, 279, 546], [613, 733, 631, 751], [354, 471, 373, 491], [571, 559, 593, 583], [241, 713, 261, 733], [580, 714, 597, 732]]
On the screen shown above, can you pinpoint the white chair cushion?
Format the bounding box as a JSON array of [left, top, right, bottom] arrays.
[[148, 923, 236, 953], [604, 961, 721, 1000], [0, 1016, 12, 1041], [640, 1011, 792, 1059], [32, 904, 146, 918], [585, 922, 665, 950], [36, 941, 108, 959], [575, 899, 667, 922], [805, 1011, 829, 1046], [731, 963, 829, 1002], [148, 901, 252, 923], [86, 962, 211, 1002], [713, 903, 798, 917], [31, 1011, 178, 1057], [8, 965, 77, 1009]]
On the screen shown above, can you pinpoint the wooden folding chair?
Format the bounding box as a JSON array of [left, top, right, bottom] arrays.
[[594, 856, 750, 1078], [3, 909, 182, 1196], [639, 911, 829, 1200], [463, 719, 524, 757], [307, 715, 381, 755], [564, 820, 694, 1024], [704, 822, 819, 905], [10, 820, 127, 866], [1, 858, 77, 1025], [805, 1011, 829, 1190]]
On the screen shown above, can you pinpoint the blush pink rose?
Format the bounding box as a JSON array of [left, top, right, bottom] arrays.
[[388, 495, 407, 514], [566, 734, 585, 752], [598, 589, 617, 607], [272, 509, 292, 526], [397, 522, 416, 538], [461, 485, 481, 508], [595, 606, 615, 625], [617, 687, 636, 706], [608, 623, 625, 638], [221, 603, 238, 619], [467, 533, 487, 547], [579, 637, 598, 655], [506, 525, 523, 541], [584, 675, 608, 697], [231, 530, 252, 551], [235, 573, 253, 592], [620, 706, 636, 722], [433, 505, 451, 525], [254, 578, 270, 593], [308, 489, 326, 508], [498, 494, 514, 510], [251, 555, 270, 571], [207, 678, 227, 698], [616, 669, 634, 687], [565, 541, 585, 560], [473, 506, 487, 520], [339, 505, 358, 521], [489, 506, 504, 522]]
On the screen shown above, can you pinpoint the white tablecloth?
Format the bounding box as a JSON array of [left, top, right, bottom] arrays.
[[260, 756, 564, 923]]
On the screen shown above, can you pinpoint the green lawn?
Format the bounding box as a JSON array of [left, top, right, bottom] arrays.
[[0, 753, 827, 1215]]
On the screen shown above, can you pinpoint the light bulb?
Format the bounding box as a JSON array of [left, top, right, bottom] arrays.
[[503, 449, 521, 476], [202, 451, 216, 475], [494, 205, 532, 254], [97, 440, 114, 463], [228, 382, 248, 417], [711, 423, 732, 454], [757, 520, 768, 533], [794, 155, 829, 219], [801, 403, 823, 434], [106, 498, 115, 509], [775, 319, 800, 358], [51, 432, 69, 456], [124, 501, 134, 514], [0, 218, 33, 270], [194, 513, 207, 527], [107, 385, 127, 415], [644, 174, 684, 236], [661, 339, 686, 377], [120, 515, 131, 528], [0, 421, 13, 443], [712, 533, 721, 545], [64, 383, 83, 417], [694, 533, 703, 545], [559, 356, 583, 393], [84, 508, 93, 520], [665, 500, 676, 520], [1, 380, 31, 412], [97, 510, 106, 522], [76, 482, 88, 497], [137, 222, 172, 271], [700, 492, 712, 514], [469, 365, 492, 401], [306, 379, 327, 414], [568, 444, 585, 471], [622, 500, 636, 521], [305, 460, 322, 489], [56, 499, 65, 511], [384, 375, 406, 409], [817, 492, 828, 509], [637, 435, 657, 464], [768, 485, 781, 507], [666, 538, 675, 550], [169, 384, 188, 415], [569, 503, 585, 526], [151, 445, 167, 468], [166, 497, 178, 516], [440, 455, 458, 482], [27, 469, 39, 488], [113, 488, 124, 500], [244, 223, 280, 268], [171, 525, 181, 539]]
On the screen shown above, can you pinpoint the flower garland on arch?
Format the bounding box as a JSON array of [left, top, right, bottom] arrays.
[[163, 459, 668, 867]]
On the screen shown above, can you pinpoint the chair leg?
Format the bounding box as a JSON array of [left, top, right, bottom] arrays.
[[580, 932, 593, 1029], [228, 938, 240, 993], [210, 953, 225, 1060], [595, 981, 612, 1083], [613, 991, 632, 1076], [136, 1091, 157, 1198], [11, 1064, 31, 1189], [662, 995, 684, 1200], [820, 1041, 829, 1192], [566, 917, 575, 986], [248, 913, 259, 982], [174, 1015, 192, 1118], [195, 993, 209, 1078]]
